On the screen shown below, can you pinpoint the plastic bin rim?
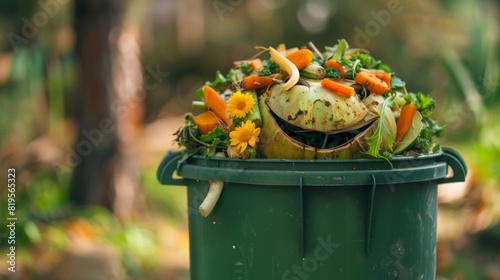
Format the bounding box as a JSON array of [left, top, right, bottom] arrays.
[[188, 150, 442, 164], [157, 148, 467, 186]]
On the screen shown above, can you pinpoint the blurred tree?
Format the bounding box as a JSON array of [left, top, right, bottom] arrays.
[[70, 0, 144, 220]]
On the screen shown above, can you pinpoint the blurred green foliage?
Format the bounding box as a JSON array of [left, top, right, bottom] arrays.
[[0, 1, 36, 21], [0, 45, 45, 144], [0, 168, 180, 278]]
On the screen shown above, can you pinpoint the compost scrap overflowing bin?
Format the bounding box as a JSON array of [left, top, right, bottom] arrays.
[[157, 147, 467, 280]]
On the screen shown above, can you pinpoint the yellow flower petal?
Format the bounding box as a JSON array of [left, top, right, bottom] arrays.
[[248, 138, 256, 147]]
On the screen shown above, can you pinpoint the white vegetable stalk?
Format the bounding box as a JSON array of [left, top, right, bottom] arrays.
[[199, 152, 225, 217], [269, 47, 300, 91], [198, 180, 224, 217]]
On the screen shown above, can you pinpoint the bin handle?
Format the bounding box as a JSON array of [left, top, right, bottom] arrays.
[[437, 147, 468, 184], [157, 150, 188, 186]]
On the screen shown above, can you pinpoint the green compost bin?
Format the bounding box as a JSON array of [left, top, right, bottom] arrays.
[[157, 147, 467, 280]]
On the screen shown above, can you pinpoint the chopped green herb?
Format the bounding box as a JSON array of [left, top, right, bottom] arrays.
[[325, 67, 340, 78], [263, 59, 281, 74], [256, 68, 272, 76], [239, 62, 253, 75]]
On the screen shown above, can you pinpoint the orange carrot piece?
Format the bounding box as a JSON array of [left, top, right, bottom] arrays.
[[270, 73, 282, 80], [394, 102, 417, 147], [321, 78, 355, 97], [194, 111, 219, 135], [242, 74, 275, 90], [250, 59, 263, 71], [202, 85, 232, 126], [286, 49, 314, 70], [373, 72, 391, 88], [325, 59, 346, 77], [355, 71, 390, 94], [232, 59, 263, 71]]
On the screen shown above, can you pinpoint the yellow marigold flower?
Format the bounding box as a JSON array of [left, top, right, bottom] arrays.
[[229, 120, 261, 154], [227, 91, 255, 118]]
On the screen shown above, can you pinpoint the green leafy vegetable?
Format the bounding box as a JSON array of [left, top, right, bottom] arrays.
[[410, 118, 445, 153], [174, 113, 228, 160], [350, 53, 391, 73], [403, 92, 445, 153], [364, 96, 395, 163], [404, 91, 435, 118]]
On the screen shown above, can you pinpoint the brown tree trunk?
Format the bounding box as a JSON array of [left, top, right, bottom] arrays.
[[70, 0, 144, 220]]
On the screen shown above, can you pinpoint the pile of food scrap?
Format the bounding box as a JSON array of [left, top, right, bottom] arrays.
[[174, 39, 444, 162]]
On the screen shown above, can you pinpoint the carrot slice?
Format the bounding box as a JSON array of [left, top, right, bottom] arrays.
[[233, 59, 263, 72], [241, 74, 275, 90], [202, 85, 232, 126], [194, 111, 219, 135], [250, 59, 263, 71], [286, 49, 314, 70], [325, 59, 346, 77], [394, 102, 417, 147], [355, 71, 390, 94], [321, 78, 355, 97]]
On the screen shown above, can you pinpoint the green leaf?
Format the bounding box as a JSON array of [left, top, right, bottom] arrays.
[[200, 127, 227, 142], [332, 39, 349, 61], [364, 96, 395, 163], [390, 76, 406, 89], [195, 70, 229, 98]]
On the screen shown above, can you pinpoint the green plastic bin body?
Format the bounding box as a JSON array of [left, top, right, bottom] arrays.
[[157, 148, 467, 280]]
